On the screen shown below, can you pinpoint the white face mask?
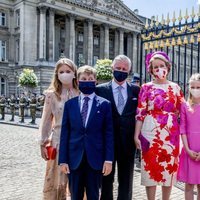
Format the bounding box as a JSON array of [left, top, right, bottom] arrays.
[[58, 73, 74, 85], [190, 89, 200, 98], [153, 68, 168, 79]]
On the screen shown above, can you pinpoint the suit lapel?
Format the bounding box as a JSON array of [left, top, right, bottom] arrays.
[[86, 96, 99, 128]]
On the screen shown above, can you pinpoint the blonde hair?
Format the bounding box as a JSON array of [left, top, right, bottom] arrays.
[[46, 58, 78, 100], [149, 56, 171, 75], [188, 73, 200, 106], [77, 65, 97, 79]]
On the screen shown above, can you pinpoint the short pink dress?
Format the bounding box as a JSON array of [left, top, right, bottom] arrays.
[[177, 102, 200, 184]]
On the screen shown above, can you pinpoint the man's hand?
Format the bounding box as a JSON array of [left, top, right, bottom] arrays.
[[60, 164, 70, 174], [102, 162, 112, 176]]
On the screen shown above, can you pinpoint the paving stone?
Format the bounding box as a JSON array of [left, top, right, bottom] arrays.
[[0, 119, 196, 200]]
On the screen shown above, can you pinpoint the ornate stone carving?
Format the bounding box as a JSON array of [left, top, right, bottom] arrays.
[[73, 0, 140, 22]]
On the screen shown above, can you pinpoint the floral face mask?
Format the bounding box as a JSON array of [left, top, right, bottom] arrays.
[[153, 68, 168, 79]]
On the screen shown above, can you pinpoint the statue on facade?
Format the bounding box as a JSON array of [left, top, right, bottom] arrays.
[[0, 95, 6, 120], [29, 93, 37, 124], [19, 93, 27, 123], [8, 94, 17, 121]]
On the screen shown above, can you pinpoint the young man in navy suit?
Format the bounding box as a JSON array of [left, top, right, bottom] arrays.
[[59, 65, 114, 200], [96, 55, 140, 200]]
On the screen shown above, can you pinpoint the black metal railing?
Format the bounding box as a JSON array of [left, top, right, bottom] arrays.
[[140, 8, 200, 96]]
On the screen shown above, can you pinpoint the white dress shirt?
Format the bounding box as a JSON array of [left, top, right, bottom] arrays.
[[80, 92, 95, 127], [111, 80, 127, 108]]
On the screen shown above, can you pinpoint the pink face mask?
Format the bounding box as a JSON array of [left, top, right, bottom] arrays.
[[153, 68, 168, 79], [58, 73, 74, 85]]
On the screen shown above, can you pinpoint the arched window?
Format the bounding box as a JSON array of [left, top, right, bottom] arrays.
[[0, 77, 6, 95]]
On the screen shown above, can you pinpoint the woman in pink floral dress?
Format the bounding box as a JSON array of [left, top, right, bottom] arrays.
[[134, 51, 184, 200], [39, 58, 79, 200]]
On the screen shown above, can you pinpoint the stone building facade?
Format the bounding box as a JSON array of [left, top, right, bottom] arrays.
[[0, 0, 143, 96]]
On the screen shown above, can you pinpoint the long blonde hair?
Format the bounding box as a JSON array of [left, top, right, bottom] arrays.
[[188, 73, 200, 106], [46, 58, 78, 100]]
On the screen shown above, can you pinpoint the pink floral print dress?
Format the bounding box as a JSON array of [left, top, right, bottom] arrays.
[[136, 81, 184, 186]]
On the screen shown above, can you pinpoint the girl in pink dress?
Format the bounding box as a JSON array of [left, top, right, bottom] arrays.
[[177, 73, 200, 200]]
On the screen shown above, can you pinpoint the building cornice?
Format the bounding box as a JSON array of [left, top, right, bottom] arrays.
[[63, 0, 144, 26]]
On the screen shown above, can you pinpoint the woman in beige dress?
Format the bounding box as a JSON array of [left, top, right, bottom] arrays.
[[39, 58, 79, 200]]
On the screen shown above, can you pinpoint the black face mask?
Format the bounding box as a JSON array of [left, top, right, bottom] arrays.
[[113, 70, 128, 82], [78, 81, 96, 95]]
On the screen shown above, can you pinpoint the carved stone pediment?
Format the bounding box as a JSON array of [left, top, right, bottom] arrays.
[[69, 0, 143, 24]]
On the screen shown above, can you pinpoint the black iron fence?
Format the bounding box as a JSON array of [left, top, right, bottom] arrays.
[[139, 8, 200, 96]]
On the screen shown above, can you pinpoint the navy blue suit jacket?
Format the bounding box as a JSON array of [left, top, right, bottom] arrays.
[[59, 95, 114, 171]]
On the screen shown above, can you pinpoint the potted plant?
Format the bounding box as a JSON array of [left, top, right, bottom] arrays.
[[18, 68, 38, 94], [95, 59, 113, 83]]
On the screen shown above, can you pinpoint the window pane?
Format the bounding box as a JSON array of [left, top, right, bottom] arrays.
[[94, 37, 99, 45], [1, 41, 6, 61], [0, 12, 6, 26], [60, 28, 65, 38], [93, 56, 99, 65], [78, 33, 83, 42], [16, 39, 20, 62], [16, 10, 20, 26], [0, 41, 6, 61], [1, 78, 5, 95]]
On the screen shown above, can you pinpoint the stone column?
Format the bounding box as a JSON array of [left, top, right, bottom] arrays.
[[87, 19, 93, 65], [104, 24, 109, 59], [132, 32, 138, 73], [9, 9, 15, 62], [39, 6, 47, 61], [119, 28, 124, 55], [48, 8, 55, 62], [83, 21, 88, 63], [114, 29, 119, 57], [99, 25, 104, 59], [65, 15, 70, 58], [127, 33, 132, 60], [69, 14, 75, 61]]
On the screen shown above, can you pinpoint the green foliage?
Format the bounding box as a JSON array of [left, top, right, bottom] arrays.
[[19, 68, 38, 88], [95, 59, 113, 80]]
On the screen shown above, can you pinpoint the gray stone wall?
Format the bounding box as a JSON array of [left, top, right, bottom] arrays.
[[0, 0, 143, 96]]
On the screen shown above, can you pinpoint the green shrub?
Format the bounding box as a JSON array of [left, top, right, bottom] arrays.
[[95, 59, 113, 80]]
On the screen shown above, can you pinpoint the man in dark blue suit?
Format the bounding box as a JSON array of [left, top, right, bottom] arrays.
[[59, 65, 114, 200], [96, 55, 140, 200]]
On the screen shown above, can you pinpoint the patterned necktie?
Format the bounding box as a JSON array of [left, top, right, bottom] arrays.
[[117, 85, 124, 115], [81, 96, 90, 127]]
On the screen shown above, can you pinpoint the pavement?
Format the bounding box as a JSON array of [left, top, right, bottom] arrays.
[[0, 114, 195, 199]]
